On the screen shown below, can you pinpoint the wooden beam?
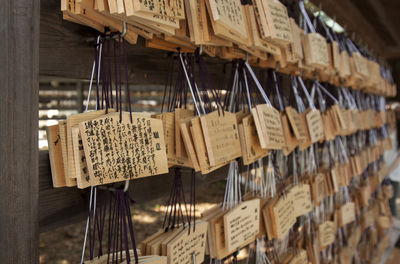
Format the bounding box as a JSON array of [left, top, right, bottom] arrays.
[[0, 0, 40, 262], [39, 151, 229, 232]]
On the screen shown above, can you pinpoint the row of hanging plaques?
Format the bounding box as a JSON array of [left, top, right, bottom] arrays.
[[46, 49, 396, 263], [61, 0, 396, 98], [46, 61, 396, 189]]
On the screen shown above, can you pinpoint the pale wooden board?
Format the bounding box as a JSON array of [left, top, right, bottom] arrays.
[[200, 111, 242, 167], [339, 202, 356, 227], [58, 121, 77, 187], [289, 184, 312, 218], [288, 249, 308, 264], [167, 221, 208, 264], [304, 33, 329, 68], [223, 199, 260, 252], [285, 106, 307, 140], [132, 0, 185, 20], [46, 125, 66, 188], [66, 109, 112, 179], [156, 112, 192, 168], [179, 118, 201, 172], [253, 104, 285, 150], [305, 109, 324, 143], [262, 0, 293, 44], [71, 126, 90, 189], [272, 195, 296, 240], [318, 221, 336, 249], [240, 114, 269, 165], [175, 108, 193, 158], [205, 0, 248, 39], [190, 117, 228, 174], [79, 112, 168, 186], [281, 113, 298, 155]]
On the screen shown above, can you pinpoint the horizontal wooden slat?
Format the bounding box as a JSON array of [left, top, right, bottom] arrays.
[[39, 150, 229, 232]]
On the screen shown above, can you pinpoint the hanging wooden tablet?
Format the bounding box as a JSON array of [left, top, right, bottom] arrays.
[[205, 0, 249, 45], [245, 5, 282, 55], [266, 194, 296, 240], [47, 124, 67, 188], [338, 202, 355, 227], [132, 0, 185, 20], [167, 221, 208, 264], [223, 199, 260, 252], [200, 111, 242, 166], [302, 33, 330, 70], [179, 117, 201, 172], [290, 19, 304, 61], [339, 51, 351, 79], [322, 112, 335, 141], [288, 249, 308, 264], [66, 109, 113, 179], [289, 184, 312, 217], [285, 106, 307, 141], [239, 114, 269, 166], [189, 117, 228, 174], [59, 121, 77, 187], [175, 108, 194, 159], [312, 173, 326, 205], [281, 112, 298, 155], [318, 221, 336, 250], [253, 104, 285, 150], [71, 126, 90, 189], [79, 112, 168, 185], [305, 109, 324, 143], [156, 112, 192, 168], [261, 0, 293, 45]]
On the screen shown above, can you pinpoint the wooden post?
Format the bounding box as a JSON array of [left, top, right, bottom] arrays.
[[0, 0, 40, 263]]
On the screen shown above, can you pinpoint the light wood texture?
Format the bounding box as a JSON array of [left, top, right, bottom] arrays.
[[79, 112, 168, 185]]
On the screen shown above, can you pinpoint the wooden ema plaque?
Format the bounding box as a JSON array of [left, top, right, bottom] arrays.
[[262, 0, 293, 44], [285, 106, 307, 141], [71, 126, 90, 189], [156, 112, 192, 168], [312, 173, 326, 205], [288, 249, 308, 264], [167, 221, 208, 264], [175, 108, 194, 159], [253, 104, 285, 150], [305, 109, 324, 143], [318, 221, 336, 250], [245, 6, 281, 55], [289, 184, 312, 218], [238, 114, 269, 165], [264, 195, 296, 240], [302, 33, 329, 69], [223, 199, 260, 252], [58, 121, 77, 187], [205, 0, 248, 40], [338, 202, 356, 227], [200, 111, 242, 167], [188, 117, 228, 174], [47, 124, 67, 188], [132, 0, 185, 20], [66, 109, 113, 179], [79, 112, 168, 186], [281, 112, 298, 155]]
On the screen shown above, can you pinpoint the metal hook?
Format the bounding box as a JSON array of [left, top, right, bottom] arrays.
[[123, 180, 130, 192], [120, 21, 127, 38], [192, 252, 196, 264]]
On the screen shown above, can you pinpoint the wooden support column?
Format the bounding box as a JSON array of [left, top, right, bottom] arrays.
[[0, 0, 40, 263]]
